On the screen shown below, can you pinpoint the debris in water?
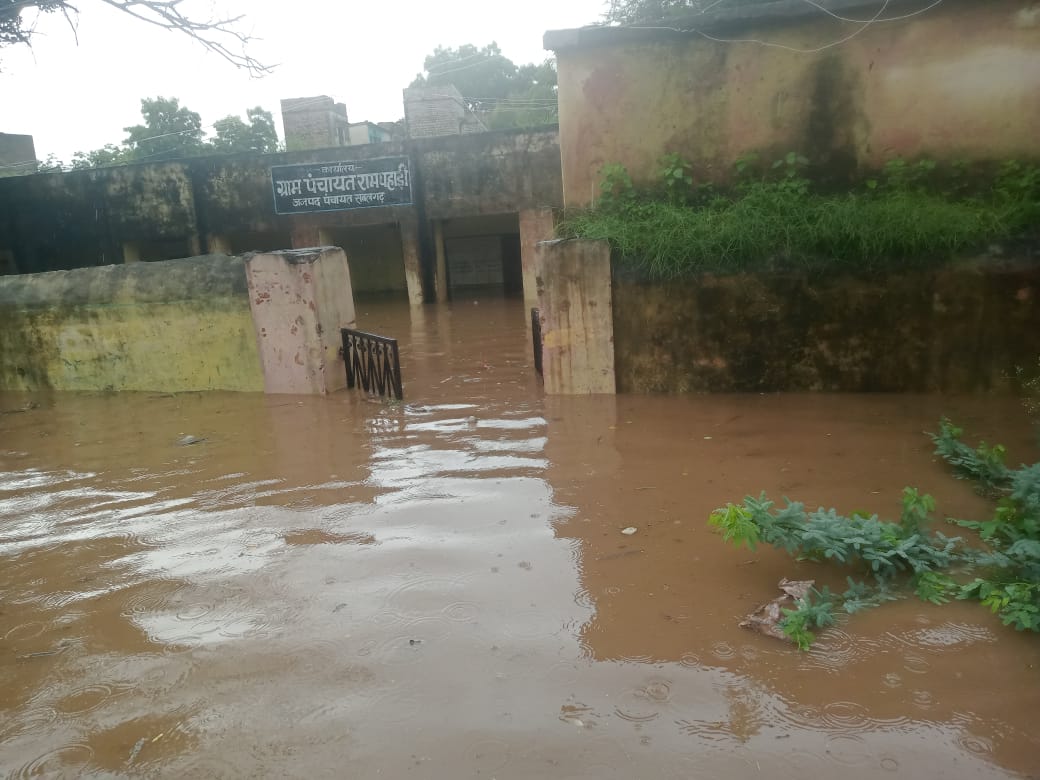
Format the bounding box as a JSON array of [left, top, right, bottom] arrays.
[[128, 737, 146, 765], [740, 579, 815, 643], [1, 400, 38, 415], [177, 435, 206, 446], [409, 638, 423, 646], [621, 527, 638, 535]]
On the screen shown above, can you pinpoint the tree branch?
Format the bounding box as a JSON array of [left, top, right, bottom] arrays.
[[1, 0, 273, 75], [98, 0, 272, 76]]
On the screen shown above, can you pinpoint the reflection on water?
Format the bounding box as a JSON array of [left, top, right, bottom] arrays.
[[1, 297, 1038, 778]]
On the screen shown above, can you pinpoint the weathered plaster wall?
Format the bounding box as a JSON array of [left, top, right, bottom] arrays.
[[0, 129, 562, 294], [613, 261, 1040, 393], [0, 163, 200, 273], [0, 255, 263, 392], [416, 129, 561, 219], [550, 0, 1040, 205]]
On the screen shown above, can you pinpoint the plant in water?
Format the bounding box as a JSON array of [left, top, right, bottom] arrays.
[[709, 420, 1040, 648]]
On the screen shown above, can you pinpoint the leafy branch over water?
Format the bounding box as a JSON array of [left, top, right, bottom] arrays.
[[709, 420, 1040, 648]]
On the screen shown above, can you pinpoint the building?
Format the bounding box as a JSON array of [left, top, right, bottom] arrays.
[[0, 133, 37, 178], [280, 96, 351, 152], [544, 0, 1040, 207], [403, 85, 488, 139]]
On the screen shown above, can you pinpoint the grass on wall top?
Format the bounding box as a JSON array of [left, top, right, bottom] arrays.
[[558, 154, 1040, 279]]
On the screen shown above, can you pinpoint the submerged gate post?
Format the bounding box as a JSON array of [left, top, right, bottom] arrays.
[[245, 246, 357, 395], [535, 238, 616, 394], [398, 216, 426, 305], [520, 207, 555, 305]]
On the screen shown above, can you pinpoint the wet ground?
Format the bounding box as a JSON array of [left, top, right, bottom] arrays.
[[1, 296, 1039, 779]]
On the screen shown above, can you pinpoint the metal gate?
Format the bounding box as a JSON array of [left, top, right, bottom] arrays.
[[341, 328, 403, 400]]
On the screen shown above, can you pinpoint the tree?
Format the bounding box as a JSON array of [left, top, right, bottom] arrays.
[[409, 43, 558, 129], [210, 107, 279, 154], [1, 0, 270, 75], [65, 99, 280, 169], [70, 144, 129, 170], [122, 96, 204, 161]]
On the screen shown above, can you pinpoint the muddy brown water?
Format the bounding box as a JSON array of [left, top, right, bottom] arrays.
[[2, 297, 1039, 779]]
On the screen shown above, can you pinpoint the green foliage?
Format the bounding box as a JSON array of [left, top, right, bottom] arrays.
[[709, 420, 1040, 648], [708, 503, 759, 550], [123, 96, 205, 161], [929, 418, 1011, 493], [769, 151, 810, 197], [409, 43, 557, 130], [715, 492, 959, 583], [65, 100, 281, 169], [658, 153, 694, 201], [960, 580, 1040, 631], [70, 144, 130, 170], [597, 163, 635, 208], [780, 589, 836, 650], [559, 153, 1039, 280], [210, 107, 280, 155], [913, 570, 958, 605]]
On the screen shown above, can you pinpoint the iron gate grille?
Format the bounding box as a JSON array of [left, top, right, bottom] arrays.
[[341, 328, 403, 400]]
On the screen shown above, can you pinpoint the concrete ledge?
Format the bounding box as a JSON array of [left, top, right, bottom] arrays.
[[0, 254, 263, 392], [544, 0, 933, 50], [0, 254, 247, 307]]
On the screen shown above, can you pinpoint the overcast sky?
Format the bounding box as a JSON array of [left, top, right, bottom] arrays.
[[1, 0, 606, 162]]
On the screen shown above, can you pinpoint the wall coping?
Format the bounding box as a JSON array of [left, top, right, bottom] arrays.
[[0, 254, 246, 307], [543, 0, 946, 52]]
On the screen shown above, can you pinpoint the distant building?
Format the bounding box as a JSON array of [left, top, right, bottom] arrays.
[[403, 85, 487, 139], [280, 96, 351, 152], [0, 133, 37, 178], [348, 122, 391, 146], [280, 96, 401, 150], [280, 88, 486, 151]]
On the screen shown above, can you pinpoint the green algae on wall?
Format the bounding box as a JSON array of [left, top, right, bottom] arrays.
[[550, 0, 1040, 206], [612, 261, 1040, 394], [0, 255, 264, 393]]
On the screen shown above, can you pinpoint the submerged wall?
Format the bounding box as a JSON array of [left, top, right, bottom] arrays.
[[547, 0, 1040, 206], [0, 255, 263, 392], [613, 261, 1040, 393]]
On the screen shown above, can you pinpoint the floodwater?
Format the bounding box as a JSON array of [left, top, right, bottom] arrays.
[[1, 297, 1039, 779]]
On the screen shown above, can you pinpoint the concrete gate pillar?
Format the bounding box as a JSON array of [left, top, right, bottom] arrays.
[[535, 238, 616, 395], [399, 217, 426, 305], [433, 220, 449, 303], [520, 207, 555, 305], [244, 247, 357, 395]]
